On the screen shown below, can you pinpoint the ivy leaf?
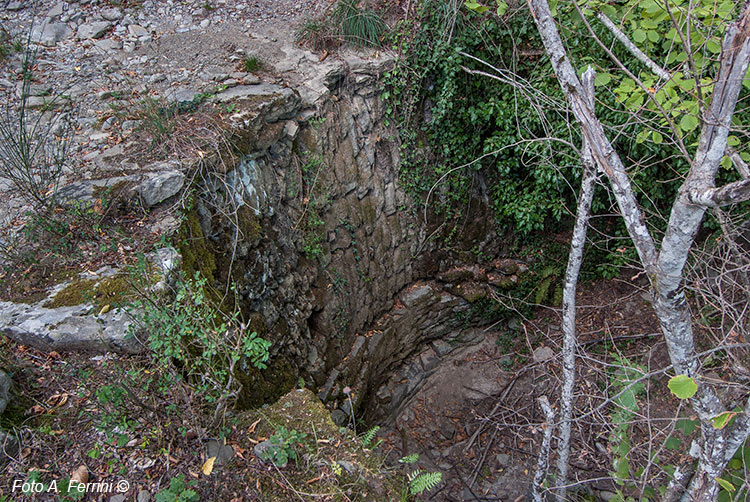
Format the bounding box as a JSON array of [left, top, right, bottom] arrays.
[[496, 0, 508, 16], [652, 131, 663, 144], [680, 114, 699, 133], [711, 411, 737, 430], [595, 72, 612, 86], [716, 477, 736, 492], [465, 1, 489, 13], [667, 375, 698, 399]]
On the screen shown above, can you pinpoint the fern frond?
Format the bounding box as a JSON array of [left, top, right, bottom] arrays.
[[409, 471, 442, 495], [399, 453, 419, 464], [361, 425, 380, 448]]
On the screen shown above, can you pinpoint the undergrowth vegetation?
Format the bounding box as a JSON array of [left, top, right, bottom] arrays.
[[382, 0, 747, 273], [297, 0, 386, 50]]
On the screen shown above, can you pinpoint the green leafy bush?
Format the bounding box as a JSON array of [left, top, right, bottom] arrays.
[[127, 265, 271, 424]]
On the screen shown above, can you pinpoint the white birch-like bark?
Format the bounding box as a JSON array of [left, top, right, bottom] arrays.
[[596, 11, 670, 80], [555, 67, 598, 502], [532, 396, 555, 502], [525, 1, 750, 500]]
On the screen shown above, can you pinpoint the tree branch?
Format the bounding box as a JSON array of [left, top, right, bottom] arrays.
[[596, 11, 670, 80], [688, 178, 750, 207], [726, 146, 750, 178]]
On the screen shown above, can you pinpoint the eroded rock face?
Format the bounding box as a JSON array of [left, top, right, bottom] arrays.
[[186, 53, 518, 418]]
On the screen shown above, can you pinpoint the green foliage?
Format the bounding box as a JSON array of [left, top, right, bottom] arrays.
[[260, 426, 308, 467], [408, 471, 442, 495], [334, 0, 386, 47], [360, 425, 381, 448], [607, 355, 645, 485], [298, 0, 386, 50], [398, 453, 442, 497], [127, 263, 271, 422], [154, 474, 199, 502], [243, 56, 261, 72], [667, 374, 698, 400]]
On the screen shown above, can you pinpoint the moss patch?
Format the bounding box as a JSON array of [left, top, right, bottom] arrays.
[[44, 274, 140, 309], [177, 209, 217, 285], [236, 355, 297, 409]]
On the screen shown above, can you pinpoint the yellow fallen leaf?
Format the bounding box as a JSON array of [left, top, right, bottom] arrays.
[[98, 304, 111, 315], [202, 456, 216, 476]]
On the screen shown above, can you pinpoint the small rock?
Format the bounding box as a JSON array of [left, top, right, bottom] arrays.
[[0, 370, 11, 416], [533, 346, 555, 363], [121, 120, 140, 132], [6, 2, 24, 10], [284, 120, 299, 139], [495, 453, 510, 467], [137, 490, 151, 502], [137, 171, 185, 207], [0, 430, 19, 464], [200, 19, 211, 28], [32, 22, 73, 47], [109, 495, 126, 502], [77, 21, 112, 40], [127, 24, 149, 38], [47, 2, 65, 18], [330, 409, 348, 427], [101, 7, 123, 21], [93, 38, 122, 52]]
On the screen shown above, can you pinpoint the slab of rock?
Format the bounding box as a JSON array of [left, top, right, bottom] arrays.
[[0, 301, 144, 353], [77, 21, 112, 40], [533, 345, 555, 363], [137, 171, 185, 207], [32, 23, 73, 47], [57, 176, 138, 204], [127, 24, 149, 38], [93, 38, 122, 52], [0, 370, 11, 416], [214, 84, 300, 122], [100, 7, 123, 21], [0, 430, 19, 465]]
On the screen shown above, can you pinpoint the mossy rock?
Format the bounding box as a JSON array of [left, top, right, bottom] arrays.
[[230, 388, 403, 501], [177, 208, 217, 285], [236, 356, 297, 409], [44, 274, 139, 310]]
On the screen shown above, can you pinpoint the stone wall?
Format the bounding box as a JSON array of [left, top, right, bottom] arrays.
[[191, 53, 521, 419]]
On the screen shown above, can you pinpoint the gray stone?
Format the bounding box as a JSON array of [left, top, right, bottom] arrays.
[[330, 409, 348, 427], [15, 83, 51, 98], [213, 84, 301, 121], [254, 440, 286, 467], [0, 371, 11, 416], [137, 171, 185, 207], [57, 176, 136, 203], [0, 300, 144, 353], [0, 430, 19, 464], [533, 346, 555, 363], [127, 24, 149, 38], [109, 495, 126, 502], [77, 21, 112, 40], [31, 23, 72, 47], [6, 2, 24, 10], [137, 491, 151, 502], [101, 7, 123, 21], [47, 2, 65, 18], [206, 439, 234, 466], [165, 87, 197, 103], [495, 453, 510, 467], [93, 38, 122, 52]]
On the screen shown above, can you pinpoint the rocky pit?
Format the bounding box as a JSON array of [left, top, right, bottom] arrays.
[[0, 2, 542, 499]]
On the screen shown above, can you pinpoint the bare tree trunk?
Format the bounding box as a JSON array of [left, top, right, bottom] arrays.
[[555, 67, 598, 502], [525, 0, 750, 500]]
